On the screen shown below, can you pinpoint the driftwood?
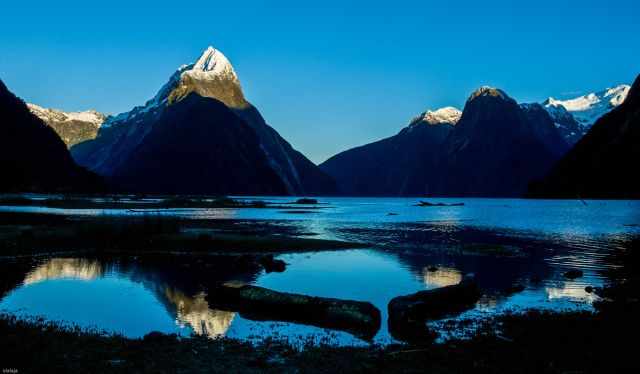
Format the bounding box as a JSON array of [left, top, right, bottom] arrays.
[[388, 274, 480, 342], [208, 283, 381, 340]]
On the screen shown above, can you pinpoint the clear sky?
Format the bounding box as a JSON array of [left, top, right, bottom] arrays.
[[1, 0, 638, 163]]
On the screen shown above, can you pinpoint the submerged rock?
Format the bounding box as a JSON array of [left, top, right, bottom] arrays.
[[209, 283, 381, 340], [388, 274, 481, 342]]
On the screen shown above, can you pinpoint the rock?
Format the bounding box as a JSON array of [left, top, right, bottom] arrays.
[[294, 198, 318, 204], [388, 274, 481, 342], [258, 255, 286, 273], [585, 286, 594, 293], [209, 283, 381, 340], [503, 284, 525, 296], [427, 266, 438, 272], [564, 270, 584, 279]]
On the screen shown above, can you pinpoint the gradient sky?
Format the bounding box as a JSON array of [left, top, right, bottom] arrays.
[[1, 0, 638, 163]]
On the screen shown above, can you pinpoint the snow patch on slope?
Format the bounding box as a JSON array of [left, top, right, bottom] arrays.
[[410, 107, 462, 126], [543, 84, 630, 128], [27, 103, 106, 127]]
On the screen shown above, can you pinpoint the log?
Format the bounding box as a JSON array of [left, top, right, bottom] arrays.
[[388, 274, 481, 342], [208, 282, 381, 341]]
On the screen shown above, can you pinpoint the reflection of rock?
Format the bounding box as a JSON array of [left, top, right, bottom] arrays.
[[24, 258, 103, 284], [422, 267, 462, 288], [164, 288, 234, 338]]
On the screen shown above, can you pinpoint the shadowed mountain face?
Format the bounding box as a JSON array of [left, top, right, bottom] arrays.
[[71, 46, 335, 196], [110, 94, 287, 195], [0, 80, 103, 192], [321, 89, 568, 197], [530, 74, 640, 199], [320, 112, 456, 196], [235, 106, 337, 195], [438, 88, 568, 197]]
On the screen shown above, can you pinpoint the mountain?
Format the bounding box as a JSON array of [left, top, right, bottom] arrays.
[[437, 87, 569, 197], [542, 84, 630, 145], [321, 88, 569, 197], [27, 103, 106, 147], [71, 46, 335, 195], [530, 75, 640, 199], [112, 93, 287, 195], [520, 103, 570, 157], [0, 80, 103, 192], [320, 107, 460, 196]]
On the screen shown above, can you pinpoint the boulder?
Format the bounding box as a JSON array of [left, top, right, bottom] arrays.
[[564, 270, 584, 279]]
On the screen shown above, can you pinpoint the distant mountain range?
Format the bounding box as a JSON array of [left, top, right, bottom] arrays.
[[0, 80, 103, 192], [8, 46, 637, 198], [530, 75, 639, 199], [65, 46, 336, 195], [321, 87, 570, 197]]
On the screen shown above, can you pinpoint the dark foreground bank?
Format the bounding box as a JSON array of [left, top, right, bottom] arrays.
[[1, 306, 639, 374]]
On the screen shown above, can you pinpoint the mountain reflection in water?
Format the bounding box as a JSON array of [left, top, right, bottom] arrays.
[[164, 289, 235, 338], [24, 258, 104, 284], [421, 267, 462, 288], [2, 256, 254, 339], [0, 230, 634, 346]]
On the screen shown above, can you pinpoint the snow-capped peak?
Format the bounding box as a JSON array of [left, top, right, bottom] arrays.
[[101, 45, 249, 129], [191, 46, 235, 76], [543, 84, 630, 128], [410, 107, 462, 126], [27, 103, 106, 127], [166, 45, 248, 108]]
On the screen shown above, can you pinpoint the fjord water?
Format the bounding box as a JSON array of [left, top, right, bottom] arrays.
[[1, 197, 639, 345]]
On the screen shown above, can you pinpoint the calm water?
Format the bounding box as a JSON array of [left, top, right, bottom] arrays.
[[1, 197, 639, 345]]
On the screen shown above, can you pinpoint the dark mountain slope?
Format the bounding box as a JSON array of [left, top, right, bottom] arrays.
[[0, 80, 102, 192], [438, 88, 565, 197], [530, 74, 640, 199], [320, 120, 453, 196], [110, 94, 288, 195]]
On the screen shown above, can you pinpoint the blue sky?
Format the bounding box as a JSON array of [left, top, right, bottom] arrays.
[[1, 0, 638, 163]]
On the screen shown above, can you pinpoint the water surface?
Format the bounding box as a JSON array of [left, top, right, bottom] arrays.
[[1, 197, 638, 345]]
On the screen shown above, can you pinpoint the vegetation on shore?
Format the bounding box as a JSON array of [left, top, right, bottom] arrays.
[[0, 195, 325, 210], [0, 212, 364, 257], [1, 306, 638, 373]]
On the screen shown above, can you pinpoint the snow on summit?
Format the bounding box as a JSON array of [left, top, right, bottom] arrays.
[[410, 107, 462, 126], [166, 46, 248, 109], [543, 84, 630, 128], [101, 45, 249, 129]]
